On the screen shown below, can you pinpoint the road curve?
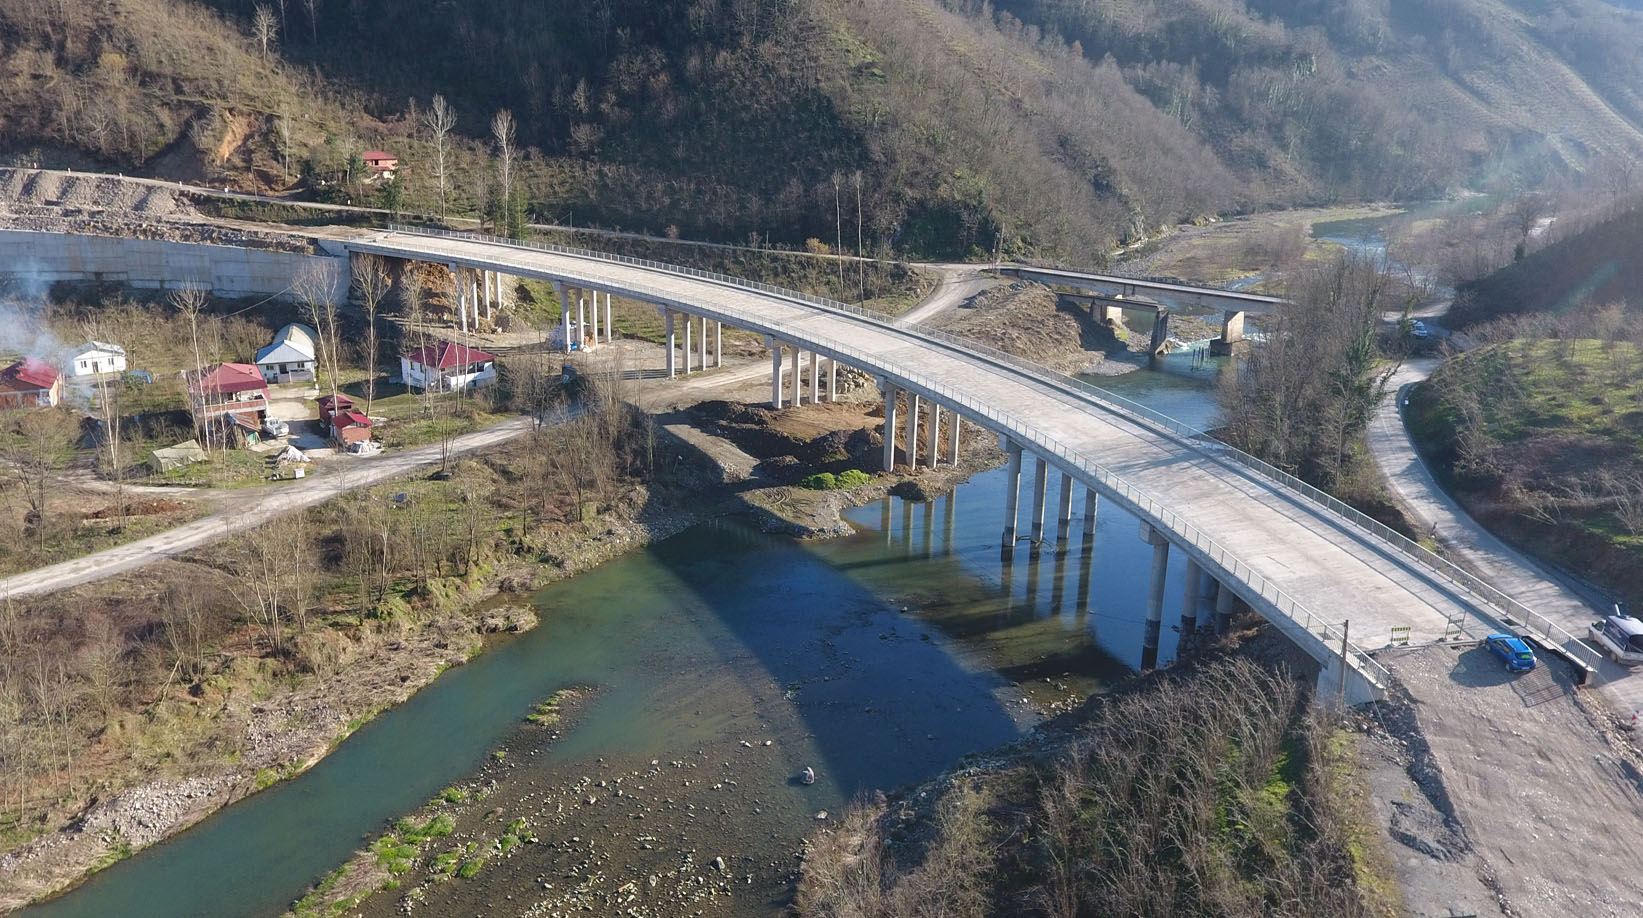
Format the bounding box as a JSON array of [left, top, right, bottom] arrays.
[[349, 229, 1532, 683]]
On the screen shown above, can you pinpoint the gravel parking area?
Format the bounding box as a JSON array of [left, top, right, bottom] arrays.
[[1372, 643, 1643, 917]]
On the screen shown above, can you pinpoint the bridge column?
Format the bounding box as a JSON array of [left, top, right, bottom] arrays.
[[714, 320, 722, 366], [949, 416, 961, 466], [791, 348, 802, 405], [904, 394, 920, 466], [827, 358, 838, 402], [553, 282, 571, 355], [1082, 488, 1099, 551], [1148, 308, 1172, 355], [483, 271, 493, 320], [587, 287, 597, 342], [604, 293, 613, 343], [881, 380, 898, 470], [699, 316, 708, 370], [1141, 523, 1170, 670], [926, 405, 942, 468], [1028, 456, 1048, 558], [1211, 311, 1245, 357], [1179, 559, 1203, 637], [1213, 578, 1236, 635], [453, 265, 468, 334], [578, 295, 587, 350], [1001, 438, 1023, 560], [1100, 303, 1123, 326], [770, 338, 784, 408], [809, 351, 820, 405], [684, 316, 694, 374], [1054, 472, 1073, 555], [665, 310, 677, 377]]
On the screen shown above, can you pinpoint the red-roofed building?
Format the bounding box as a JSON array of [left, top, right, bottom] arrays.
[[316, 393, 356, 426], [330, 409, 374, 446], [400, 341, 498, 392], [0, 357, 62, 409], [184, 362, 269, 431], [363, 150, 398, 180]]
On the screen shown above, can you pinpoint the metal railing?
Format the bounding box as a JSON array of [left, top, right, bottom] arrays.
[[378, 224, 1600, 673]]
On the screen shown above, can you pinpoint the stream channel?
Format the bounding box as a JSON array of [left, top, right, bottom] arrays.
[[25, 353, 1239, 917]]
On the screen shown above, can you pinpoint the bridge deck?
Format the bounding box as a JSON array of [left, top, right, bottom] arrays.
[[1002, 264, 1284, 312], [357, 232, 1488, 658]]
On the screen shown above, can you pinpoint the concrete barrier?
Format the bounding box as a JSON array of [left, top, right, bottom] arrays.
[[0, 229, 347, 303]]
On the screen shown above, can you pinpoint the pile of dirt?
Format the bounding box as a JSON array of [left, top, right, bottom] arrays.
[[86, 499, 187, 520], [685, 400, 879, 482], [936, 280, 1128, 372], [0, 169, 198, 219]]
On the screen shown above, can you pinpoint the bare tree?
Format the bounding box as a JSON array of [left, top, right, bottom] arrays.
[[275, 110, 294, 185], [171, 285, 211, 450], [94, 373, 126, 530], [491, 109, 517, 232], [301, 0, 320, 43], [0, 409, 77, 546], [252, 4, 279, 60], [353, 255, 390, 415], [294, 261, 344, 405], [424, 95, 457, 221]]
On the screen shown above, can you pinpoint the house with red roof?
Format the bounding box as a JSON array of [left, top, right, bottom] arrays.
[[315, 393, 356, 427], [0, 357, 62, 409], [363, 150, 398, 182], [400, 341, 498, 392], [184, 362, 269, 433], [330, 409, 374, 447]]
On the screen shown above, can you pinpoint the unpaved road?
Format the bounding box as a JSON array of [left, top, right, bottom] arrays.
[[0, 417, 534, 599], [1378, 644, 1643, 917]]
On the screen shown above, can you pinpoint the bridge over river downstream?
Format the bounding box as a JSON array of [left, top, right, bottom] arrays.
[[347, 227, 1607, 704]]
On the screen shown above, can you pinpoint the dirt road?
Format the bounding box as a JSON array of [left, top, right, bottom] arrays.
[[0, 418, 533, 599], [1376, 644, 1643, 917]]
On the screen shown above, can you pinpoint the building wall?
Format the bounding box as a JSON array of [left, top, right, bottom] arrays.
[[69, 353, 127, 377], [0, 230, 349, 304]]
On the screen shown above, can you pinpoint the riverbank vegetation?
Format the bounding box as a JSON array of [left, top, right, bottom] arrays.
[[1216, 253, 1416, 523], [1409, 334, 1643, 607], [795, 656, 1395, 917]]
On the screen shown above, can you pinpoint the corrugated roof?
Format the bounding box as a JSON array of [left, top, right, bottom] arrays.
[[188, 362, 268, 397], [255, 324, 317, 365], [0, 357, 60, 391], [404, 341, 496, 370]]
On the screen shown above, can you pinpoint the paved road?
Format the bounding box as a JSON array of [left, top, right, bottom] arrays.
[[0, 418, 533, 599], [350, 230, 1542, 687], [1370, 359, 1641, 711]]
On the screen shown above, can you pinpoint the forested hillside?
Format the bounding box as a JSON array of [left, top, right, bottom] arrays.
[[1452, 203, 1643, 326], [5, 0, 1643, 259]]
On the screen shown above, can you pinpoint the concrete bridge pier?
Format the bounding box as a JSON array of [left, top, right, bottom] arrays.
[[1148, 308, 1172, 356], [791, 347, 802, 406], [1082, 489, 1099, 553], [881, 379, 898, 470], [769, 337, 784, 408], [1178, 558, 1204, 640], [1001, 438, 1023, 560], [1210, 310, 1245, 356], [1213, 578, 1237, 635], [697, 316, 707, 369], [926, 405, 942, 468], [949, 416, 961, 466], [809, 351, 820, 404], [586, 287, 597, 341], [683, 315, 694, 373], [713, 318, 720, 365], [552, 282, 572, 355], [904, 395, 921, 466], [665, 311, 679, 377], [1028, 456, 1049, 558], [1140, 522, 1170, 670], [827, 358, 837, 402], [605, 292, 614, 343], [1054, 471, 1074, 555]]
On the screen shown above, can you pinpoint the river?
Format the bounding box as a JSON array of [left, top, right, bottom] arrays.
[[22, 351, 1229, 918]]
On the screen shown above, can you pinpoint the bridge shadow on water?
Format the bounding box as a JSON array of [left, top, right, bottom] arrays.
[[25, 428, 1184, 918]]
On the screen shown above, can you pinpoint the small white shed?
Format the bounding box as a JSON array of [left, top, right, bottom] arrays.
[[65, 342, 127, 378]]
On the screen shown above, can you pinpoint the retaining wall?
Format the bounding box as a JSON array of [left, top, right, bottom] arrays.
[[0, 230, 348, 304]]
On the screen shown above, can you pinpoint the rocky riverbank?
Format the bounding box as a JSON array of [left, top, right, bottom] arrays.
[[0, 398, 990, 913]]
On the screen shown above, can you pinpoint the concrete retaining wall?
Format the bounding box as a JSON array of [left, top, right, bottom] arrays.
[[0, 230, 348, 304]]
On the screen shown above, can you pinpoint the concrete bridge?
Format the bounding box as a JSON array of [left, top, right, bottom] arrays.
[[994, 264, 1285, 355], [339, 226, 1610, 705]]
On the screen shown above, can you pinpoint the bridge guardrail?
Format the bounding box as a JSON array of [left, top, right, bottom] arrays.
[[381, 224, 1592, 674]]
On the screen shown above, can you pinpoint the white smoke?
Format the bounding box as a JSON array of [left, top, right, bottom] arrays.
[[0, 256, 67, 364]]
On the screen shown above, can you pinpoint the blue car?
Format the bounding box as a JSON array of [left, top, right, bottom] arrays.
[[1484, 633, 1537, 672]]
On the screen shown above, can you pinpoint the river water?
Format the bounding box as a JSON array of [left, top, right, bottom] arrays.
[[23, 358, 1227, 918]]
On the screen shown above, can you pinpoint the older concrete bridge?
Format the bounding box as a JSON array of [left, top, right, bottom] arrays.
[[341, 226, 1608, 705], [994, 264, 1285, 355]]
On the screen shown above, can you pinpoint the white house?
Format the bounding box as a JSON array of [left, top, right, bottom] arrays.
[[64, 341, 127, 378], [256, 323, 319, 384], [400, 341, 498, 391]]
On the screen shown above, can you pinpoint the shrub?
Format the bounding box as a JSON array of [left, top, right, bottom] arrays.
[[799, 472, 838, 490], [836, 469, 871, 487]]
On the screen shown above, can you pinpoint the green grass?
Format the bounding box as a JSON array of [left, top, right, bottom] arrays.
[[524, 688, 580, 725]]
